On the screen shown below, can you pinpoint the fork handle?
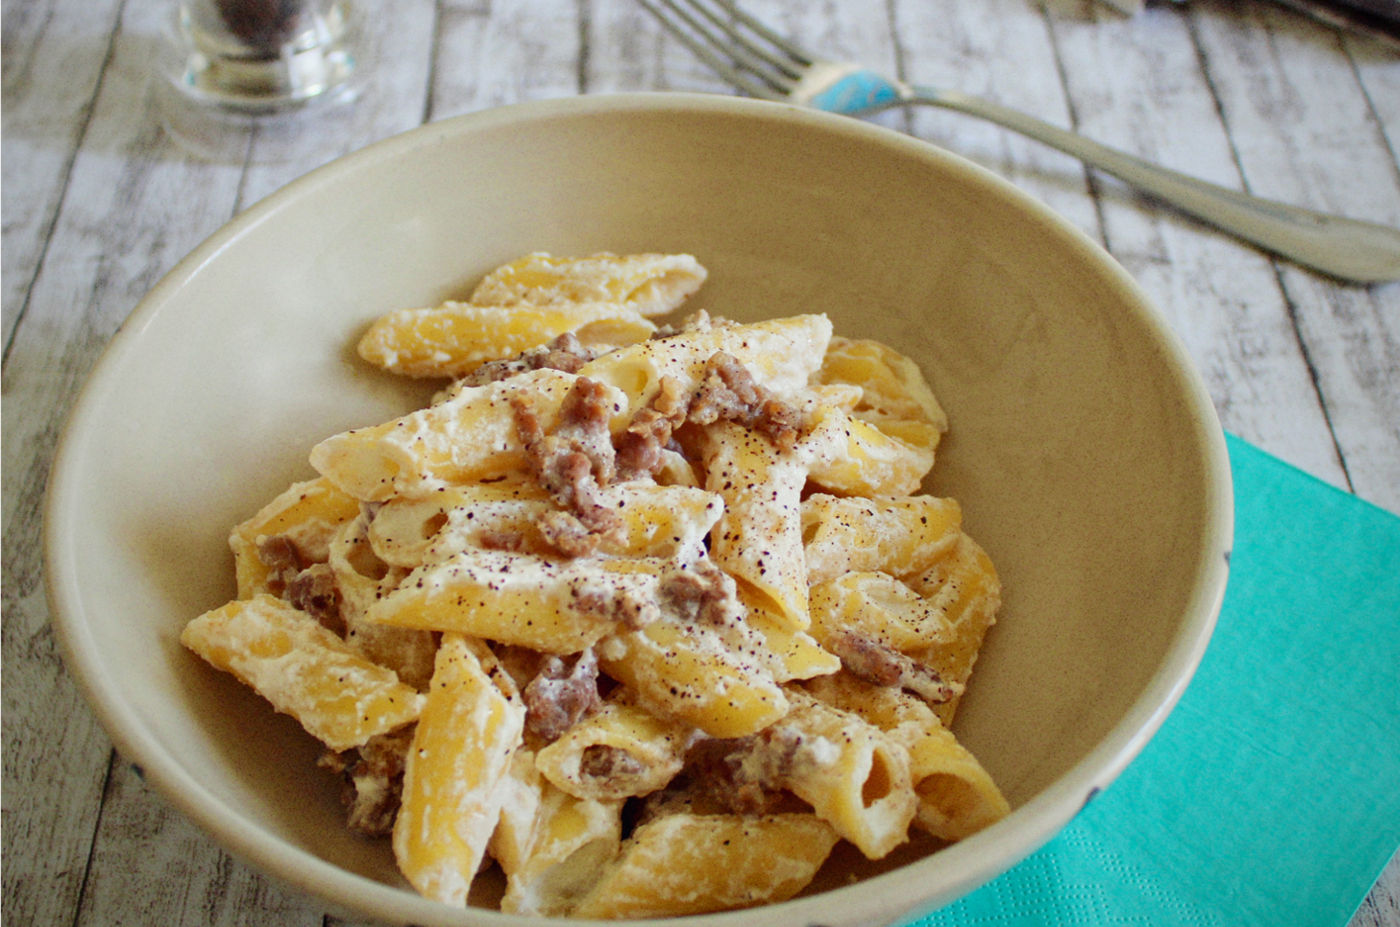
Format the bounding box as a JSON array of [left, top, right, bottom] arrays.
[[904, 85, 1400, 283]]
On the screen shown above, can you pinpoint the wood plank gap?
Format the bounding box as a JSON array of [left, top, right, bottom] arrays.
[[1035, 0, 1113, 250], [68, 749, 121, 927], [883, 0, 917, 137], [420, 0, 447, 125], [1342, 50, 1400, 175], [577, 0, 592, 93], [231, 124, 267, 217], [2, 0, 129, 367], [1182, 4, 1265, 203], [1274, 261, 1359, 494], [1187, 2, 1366, 497]]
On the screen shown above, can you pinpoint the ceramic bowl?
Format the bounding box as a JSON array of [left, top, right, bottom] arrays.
[[46, 93, 1232, 927]]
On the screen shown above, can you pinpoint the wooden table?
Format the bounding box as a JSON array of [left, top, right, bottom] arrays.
[[4, 0, 1397, 923]]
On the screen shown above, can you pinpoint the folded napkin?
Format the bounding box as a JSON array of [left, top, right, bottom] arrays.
[[914, 434, 1400, 927]]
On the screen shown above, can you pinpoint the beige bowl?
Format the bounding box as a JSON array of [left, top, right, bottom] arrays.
[[46, 93, 1232, 927]]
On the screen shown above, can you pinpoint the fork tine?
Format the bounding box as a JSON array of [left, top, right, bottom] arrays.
[[638, 0, 783, 99], [679, 0, 808, 82], [708, 0, 815, 69], [639, 0, 806, 99]]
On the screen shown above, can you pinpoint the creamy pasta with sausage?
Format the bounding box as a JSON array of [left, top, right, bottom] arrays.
[[181, 252, 1009, 917]]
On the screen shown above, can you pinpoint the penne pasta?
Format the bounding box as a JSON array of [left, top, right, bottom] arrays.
[[702, 421, 810, 629], [598, 615, 789, 739], [365, 550, 679, 654], [394, 634, 525, 905], [808, 571, 954, 653], [802, 493, 963, 585], [904, 531, 1003, 725], [801, 405, 937, 497], [535, 693, 692, 801], [570, 811, 839, 918], [367, 481, 721, 567], [181, 252, 1009, 917], [766, 689, 918, 859], [180, 594, 423, 752], [492, 748, 625, 917], [358, 300, 655, 379], [469, 251, 708, 317], [815, 336, 948, 435], [309, 368, 629, 501], [229, 476, 362, 599], [804, 673, 1009, 840], [580, 312, 832, 413]]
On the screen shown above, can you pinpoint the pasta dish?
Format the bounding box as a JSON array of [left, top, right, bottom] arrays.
[[180, 252, 1009, 917]]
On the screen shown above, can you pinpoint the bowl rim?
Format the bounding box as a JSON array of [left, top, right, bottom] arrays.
[[44, 90, 1234, 926]]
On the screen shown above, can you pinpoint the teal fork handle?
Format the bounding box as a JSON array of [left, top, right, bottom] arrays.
[[806, 68, 1400, 283]]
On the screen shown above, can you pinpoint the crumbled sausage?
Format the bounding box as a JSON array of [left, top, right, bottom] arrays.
[[477, 528, 530, 553], [614, 376, 689, 480], [286, 562, 344, 637], [523, 649, 603, 742], [830, 630, 962, 703], [682, 725, 815, 815], [659, 559, 739, 627], [256, 534, 303, 596], [513, 377, 624, 556], [686, 352, 803, 451], [535, 510, 594, 558], [578, 744, 647, 783], [571, 581, 658, 631], [317, 725, 414, 836], [459, 331, 600, 386]]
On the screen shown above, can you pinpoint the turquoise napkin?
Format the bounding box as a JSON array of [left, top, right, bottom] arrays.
[[914, 434, 1400, 927]]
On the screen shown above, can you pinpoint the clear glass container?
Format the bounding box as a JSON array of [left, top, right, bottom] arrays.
[[155, 0, 364, 162]]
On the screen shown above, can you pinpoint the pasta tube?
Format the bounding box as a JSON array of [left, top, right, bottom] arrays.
[[802, 493, 963, 585], [580, 313, 832, 412], [808, 571, 954, 652], [703, 421, 810, 629], [492, 749, 624, 917], [309, 368, 629, 501], [229, 476, 362, 599], [394, 634, 525, 905], [180, 594, 423, 752], [597, 616, 789, 738], [365, 550, 678, 654], [367, 481, 721, 567], [905, 532, 1002, 724], [770, 690, 917, 859], [802, 406, 936, 497], [535, 694, 692, 801], [804, 673, 1010, 840], [357, 301, 655, 379], [325, 515, 437, 692], [570, 811, 839, 918], [815, 336, 948, 434], [469, 251, 708, 316]]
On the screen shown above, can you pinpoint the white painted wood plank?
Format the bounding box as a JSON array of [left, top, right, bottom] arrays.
[[75, 761, 328, 926], [1, 0, 252, 921], [0, 573, 115, 927], [0, 0, 125, 343], [6, 2, 1397, 925], [1188, 0, 1400, 514], [891, 0, 1103, 242], [427, 0, 585, 121], [234, 0, 439, 208], [588, 0, 735, 94], [1041, 0, 1354, 498], [57, 3, 441, 925]]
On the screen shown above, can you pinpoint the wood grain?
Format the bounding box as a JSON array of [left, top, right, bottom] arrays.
[[3, 1, 1396, 925]]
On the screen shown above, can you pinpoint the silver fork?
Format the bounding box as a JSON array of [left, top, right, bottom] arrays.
[[639, 0, 1400, 284]]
